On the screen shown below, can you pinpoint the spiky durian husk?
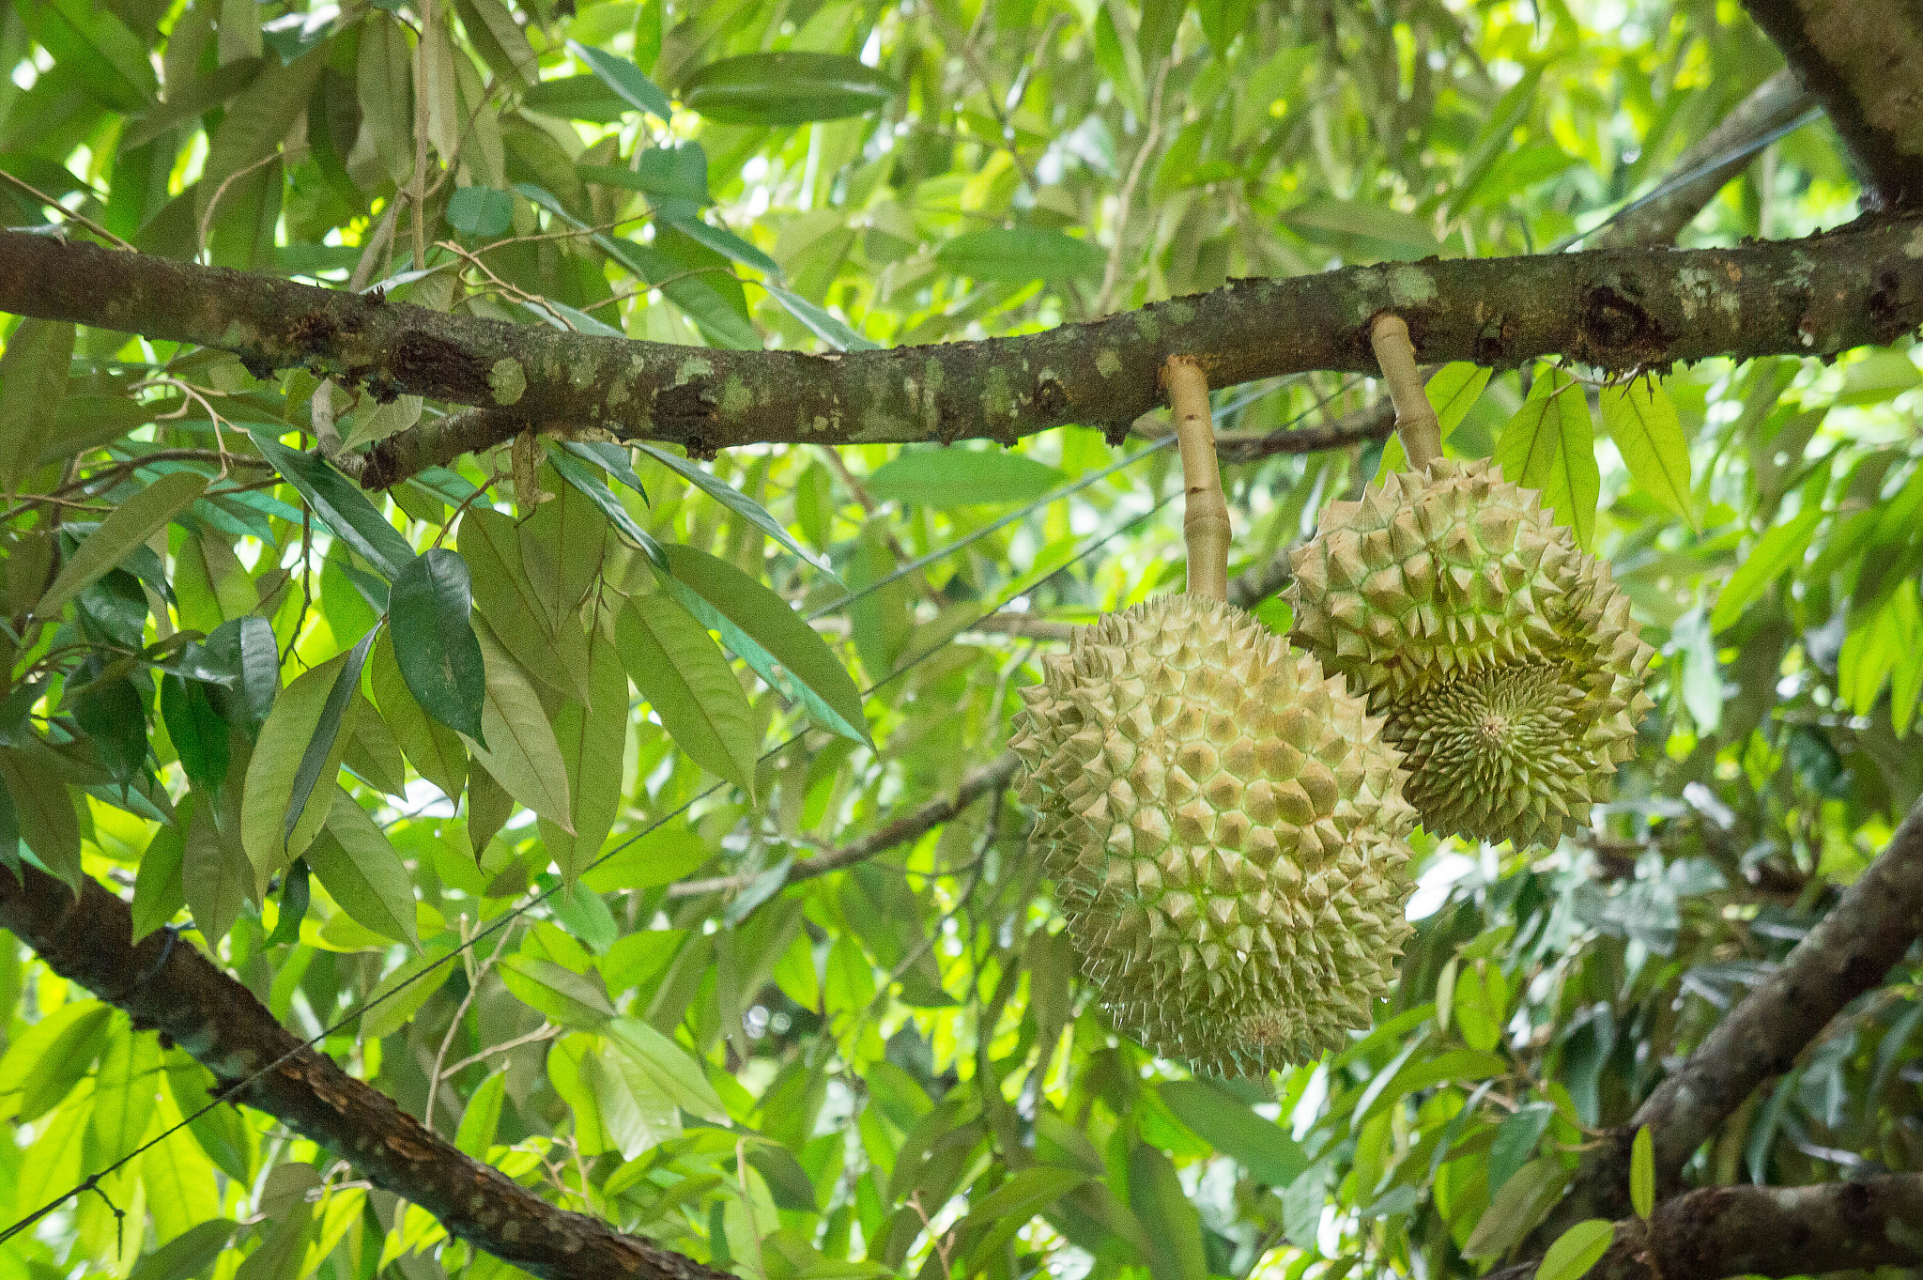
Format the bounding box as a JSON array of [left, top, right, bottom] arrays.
[[1009, 596, 1418, 1075], [1284, 458, 1654, 849]]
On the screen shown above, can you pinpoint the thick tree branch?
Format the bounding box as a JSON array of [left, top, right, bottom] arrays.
[[6, 221, 1923, 488], [1593, 69, 1816, 248], [1538, 797, 1923, 1238], [1488, 1174, 1923, 1280], [0, 860, 729, 1280], [1740, 0, 1923, 208]]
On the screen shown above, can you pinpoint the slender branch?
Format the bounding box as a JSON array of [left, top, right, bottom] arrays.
[[0, 860, 731, 1280], [1369, 314, 1441, 465], [1488, 1174, 1923, 1280], [6, 222, 1923, 490], [1538, 796, 1923, 1237], [666, 750, 1022, 899]]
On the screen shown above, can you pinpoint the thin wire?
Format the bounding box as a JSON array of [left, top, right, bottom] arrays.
[[1549, 106, 1824, 253], [0, 463, 1182, 1248]]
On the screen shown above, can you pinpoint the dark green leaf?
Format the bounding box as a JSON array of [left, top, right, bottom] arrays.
[[282, 627, 379, 858], [388, 548, 487, 742], [634, 443, 835, 575], [866, 447, 1066, 507], [248, 429, 417, 579], [544, 445, 670, 571], [680, 52, 897, 125], [935, 227, 1105, 283], [567, 39, 671, 120]]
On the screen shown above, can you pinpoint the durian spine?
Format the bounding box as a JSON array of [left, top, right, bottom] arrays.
[[1370, 313, 1442, 468], [1166, 356, 1231, 601]]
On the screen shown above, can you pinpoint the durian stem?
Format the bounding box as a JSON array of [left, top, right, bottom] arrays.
[[1370, 313, 1442, 468], [1165, 356, 1231, 601]]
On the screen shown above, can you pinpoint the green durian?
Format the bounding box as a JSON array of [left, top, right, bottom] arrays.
[[1010, 595, 1418, 1075], [1285, 457, 1654, 849]]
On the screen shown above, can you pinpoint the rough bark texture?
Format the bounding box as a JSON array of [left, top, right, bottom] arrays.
[[1741, 0, 1923, 208], [7, 220, 1923, 487], [1538, 797, 1923, 1238], [1593, 69, 1816, 247], [0, 861, 731, 1280], [1489, 1174, 1923, 1280]]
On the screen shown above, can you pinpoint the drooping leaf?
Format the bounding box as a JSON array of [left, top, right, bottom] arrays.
[[0, 318, 75, 492], [280, 627, 379, 866], [468, 621, 574, 831], [679, 52, 897, 125], [305, 789, 418, 947], [248, 429, 416, 579], [633, 443, 834, 574], [616, 592, 759, 793], [370, 631, 467, 801], [1603, 377, 1697, 530], [38, 470, 207, 619], [0, 748, 80, 892], [1629, 1126, 1655, 1219], [537, 624, 628, 883], [660, 544, 868, 744], [262, 856, 310, 948], [544, 445, 670, 572], [387, 548, 487, 742], [124, 1219, 238, 1280], [240, 649, 363, 889], [1495, 366, 1599, 549], [1157, 1081, 1307, 1186]]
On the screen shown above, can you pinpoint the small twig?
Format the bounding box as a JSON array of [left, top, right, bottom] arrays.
[[0, 170, 133, 250]]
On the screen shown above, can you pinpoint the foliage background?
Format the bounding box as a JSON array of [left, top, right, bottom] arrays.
[[0, 0, 1918, 1279]]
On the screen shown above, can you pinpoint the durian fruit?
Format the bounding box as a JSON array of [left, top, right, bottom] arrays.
[[1284, 457, 1654, 849], [1010, 594, 1419, 1074]]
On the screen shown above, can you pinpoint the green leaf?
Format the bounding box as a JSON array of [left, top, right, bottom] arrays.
[[1462, 1157, 1572, 1259], [499, 954, 614, 1026], [459, 505, 589, 702], [262, 856, 310, 947], [248, 429, 416, 579], [468, 621, 574, 831], [657, 208, 781, 276], [241, 649, 362, 889], [370, 631, 467, 802], [633, 443, 834, 575], [660, 543, 868, 744], [1629, 1125, 1655, 1219], [133, 814, 188, 943], [455, 1072, 506, 1157], [1126, 1144, 1208, 1280], [936, 227, 1105, 284], [0, 749, 80, 892], [87, 1015, 161, 1168], [37, 471, 207, 619], [387, 548, 487, 742], [1157, 1080, 1307, 1186], [544, 445, 670, 572], [576, 143, 709, 206], [1603, 378, 1697, 530], [125, 1220, 238, 1280], [1282, 197, 1442, 261], [1495, 367, 1599, 549], [1708, 506, 1823, 632], [583, 1047, 679, 1159], [446, 185, 513, 238], [1535, 1220, 1616, 1280], [537, 624, 628, 883], [567, 39, 671, 120], [522, 75, 633, 122], [1428, 361, 1493, 435], [0, 1001, 111, 1123], [616, 592, 759, 793], [22, 0, 157, 110], [181, 792, 248, 948], [960, 1166, 1091, 1268], [762, 283, 879, 352], [866, 447, 1067, 508], [680, 52, 898, 125], [306, 790, 418, 947], [453, 0, 538, 87], [604, 1015, 729, 1121], [281, 628, 379, 865], [0, 318, 75, 492]]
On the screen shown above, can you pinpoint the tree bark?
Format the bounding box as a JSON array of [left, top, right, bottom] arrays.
[[1488, 1174, 1923, 1280], [1741, 0, 1923, 208], [0, 860, 730, 1280], [5, 220, 1923, 488], [1535, 797, 1923, 1238]]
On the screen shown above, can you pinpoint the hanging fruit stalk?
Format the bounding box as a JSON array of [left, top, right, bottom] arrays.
[[1009, 357, 1419, 1074], [1371, 312, 1442, 467], [1165, 356, 1232, 600]]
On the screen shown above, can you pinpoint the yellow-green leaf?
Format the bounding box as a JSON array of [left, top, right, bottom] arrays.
[[1536, 1219, 1616, 1280], [38, 470, 207, 619], [1629, 1126, 1655, 1219], [616, 592, 759, 794], [1603, 378, 1696, 530], [1495, 367, 1598, 549], [467, 621, 573, 831], [306, 789, 418, 947], [1709, 506, 1824, 632], [241, 650, 361, 891]]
